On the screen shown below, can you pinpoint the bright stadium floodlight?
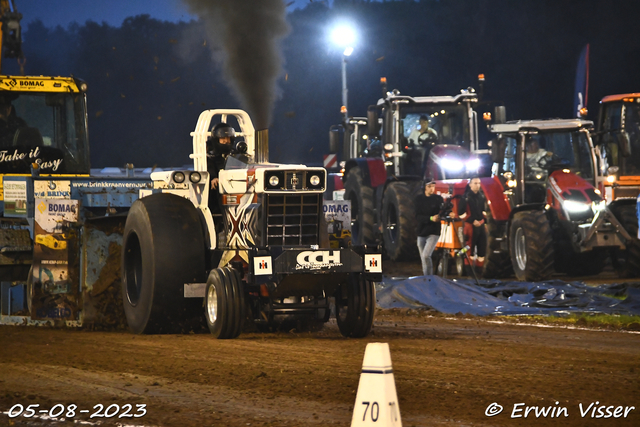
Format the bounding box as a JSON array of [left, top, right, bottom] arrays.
[[330, 24, 356, 49]]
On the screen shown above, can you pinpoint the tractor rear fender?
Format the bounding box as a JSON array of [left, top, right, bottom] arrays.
[[480, 176, 511, 221], [343, 158, 387, 189]]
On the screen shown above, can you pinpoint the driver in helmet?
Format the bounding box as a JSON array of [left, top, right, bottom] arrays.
[[207, 122, 236, 214], [207, 122, 236, 190]]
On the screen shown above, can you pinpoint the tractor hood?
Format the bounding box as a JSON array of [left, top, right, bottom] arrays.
[[548, 170, 603, 222], [427, 144, 481, 180]]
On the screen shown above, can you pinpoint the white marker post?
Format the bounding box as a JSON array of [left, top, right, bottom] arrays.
[[351, 342, 402, 427]]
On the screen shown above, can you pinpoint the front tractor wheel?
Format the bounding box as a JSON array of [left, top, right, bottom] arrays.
[[612, 204, 640, 278], [205, 267, 245, 339], [509, 210, 554, 281], [121, 193, 206, 334], [335, 274, 375, 338], [381, 181, 420, 261]]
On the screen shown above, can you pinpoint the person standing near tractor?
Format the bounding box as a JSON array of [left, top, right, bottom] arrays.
[[415, 178, 444, 275], [457, 177, 487, 274]]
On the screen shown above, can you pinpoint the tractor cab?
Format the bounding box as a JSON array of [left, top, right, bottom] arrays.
[[0, 76, 90, 175], [595, 94, 640, 177], [593, 94, 640, 202], [368, 90, 484, 179]]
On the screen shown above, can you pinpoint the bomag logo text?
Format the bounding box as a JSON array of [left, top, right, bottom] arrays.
[[19, 81, 44, 87], [48, 203, 76, 213]]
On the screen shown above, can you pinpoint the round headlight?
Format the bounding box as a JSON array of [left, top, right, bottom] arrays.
[[189, 171, 202, 183], [173, 172, 185, 183], [384, 143, 393, 151], [269, 175, 280, 187], [310, 175, 321, 186]]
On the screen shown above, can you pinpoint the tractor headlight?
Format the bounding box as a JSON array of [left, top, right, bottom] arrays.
[[466, 158, 481, 171], [591, 200, 606, 213], [269, 175, 280, 187], [189, 171, 202, 183], [441, 158, 464, 172], [173, 171, 186, 183], [306, 170, 325, 189], [564, 200, 591, 213]]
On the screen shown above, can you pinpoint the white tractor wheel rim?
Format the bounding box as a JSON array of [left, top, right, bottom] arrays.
[[207, 285, 218, 324], [515, 227, 527, 271]]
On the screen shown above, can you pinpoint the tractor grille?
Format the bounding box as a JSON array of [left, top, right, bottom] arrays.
[[266, 194, 320, 246]]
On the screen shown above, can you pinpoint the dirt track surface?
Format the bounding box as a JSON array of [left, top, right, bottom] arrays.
[[1, 310, 639, 427]]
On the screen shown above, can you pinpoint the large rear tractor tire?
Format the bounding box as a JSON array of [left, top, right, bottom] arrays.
[[612, 204, 640, 278], [509, 210, 554, 281], [121, 193, 206, 334], [204, 267, 245, 339], [335, 274, 375, 338], [344, 167, 375, 245], [381, 181, 420, 261]]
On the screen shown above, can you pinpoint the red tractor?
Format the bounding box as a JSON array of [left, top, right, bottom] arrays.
[[466, 118, 633, 280], [331, 84, 489, 261]]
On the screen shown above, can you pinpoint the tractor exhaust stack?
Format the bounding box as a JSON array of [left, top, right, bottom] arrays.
[[256, 128, 269, 163]]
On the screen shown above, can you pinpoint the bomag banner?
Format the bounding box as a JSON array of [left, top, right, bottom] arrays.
[[323, 200, 351, 248], [31, 199, 79, 321]]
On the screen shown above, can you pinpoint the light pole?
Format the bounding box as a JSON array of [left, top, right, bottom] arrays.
[[330, 25, 356, 119], [341, 46, 353, 119]]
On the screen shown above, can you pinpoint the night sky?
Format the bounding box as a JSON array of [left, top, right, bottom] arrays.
[[6, 0, 640, 168], [16, 0, 312, 27]]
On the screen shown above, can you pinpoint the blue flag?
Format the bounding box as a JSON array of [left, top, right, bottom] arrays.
[[573, 44, 590, 118]]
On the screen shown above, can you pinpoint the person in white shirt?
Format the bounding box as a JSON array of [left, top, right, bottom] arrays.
[[526, 138, 552, 168], [409, 115, 438, 146]]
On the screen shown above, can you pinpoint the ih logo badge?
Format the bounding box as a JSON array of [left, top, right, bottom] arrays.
[[364, 254, 382, 273], [253, 256, 272, 275]]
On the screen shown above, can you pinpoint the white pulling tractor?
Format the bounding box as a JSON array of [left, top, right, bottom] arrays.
[[121, 110, 381, 338]]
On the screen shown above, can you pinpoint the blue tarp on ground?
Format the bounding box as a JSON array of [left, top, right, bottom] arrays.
[[376, 275, 640, 316]]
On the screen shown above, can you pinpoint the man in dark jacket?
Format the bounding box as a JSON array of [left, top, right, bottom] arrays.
[[415, 178, 444, 275], [457, 177, 487, 272]]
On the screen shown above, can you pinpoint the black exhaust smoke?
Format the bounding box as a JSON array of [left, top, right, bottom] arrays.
[[181, 0, 290, 130]]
